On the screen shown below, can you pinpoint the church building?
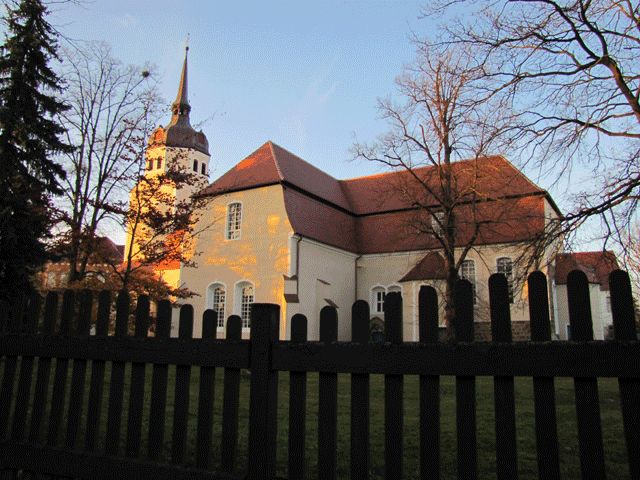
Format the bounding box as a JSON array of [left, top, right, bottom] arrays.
[[129, 50, 619, 342]]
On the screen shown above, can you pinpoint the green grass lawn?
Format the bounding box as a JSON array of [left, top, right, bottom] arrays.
[[1, 360, 632, 479]]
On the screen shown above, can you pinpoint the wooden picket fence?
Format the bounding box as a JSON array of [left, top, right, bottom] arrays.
[[0, 269, 638, 479]]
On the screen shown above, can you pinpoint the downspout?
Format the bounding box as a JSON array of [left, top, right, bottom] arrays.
[[354, 255, 362, 302], [551, 279, 560, 338], [291, 234, 301, 278]]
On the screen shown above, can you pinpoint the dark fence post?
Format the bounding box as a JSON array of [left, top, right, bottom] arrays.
[[489, 274, 517, 480], [248, 303, 279, 480], [172, 304, 194, 464], [64, 290, 92, 448], [148, 299, 172, 461], [47, 289, 75, 446], [10, 291, 41, 442], [567, 269, 606, 479], [195, 309, 218, 469], [385, 291, 403, 480], [85, 290, 110, 451], [105, 290, 129, 456], [29, 291, 58, 444], [221, 315, 242, 473], [126, 295, 150, 458], [351, 301, 370, 480], [454, 279, 476, 480], [610, 269, 640, 479], [318, 306, 338, 480], [419, 285, 439, 480], [527, 271, 560, 480], [289, 313, 308, 480]]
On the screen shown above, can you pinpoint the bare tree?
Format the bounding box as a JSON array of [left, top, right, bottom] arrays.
[[54, 41, 163, 283], [113, 140, 212, 297], [354, 44, 540, 334], [426, 0, 640, 253]]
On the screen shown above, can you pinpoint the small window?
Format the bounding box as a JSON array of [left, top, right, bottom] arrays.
[[432, 211, 445, 235], [146, 160, 152, 170], [226, 202, 242, 240], [496, 257, 514, 303], [156, 158, 162, 169], [201, 163, 206, 175], [193, 160, 198, 172], [236, 282, 254, 328], [459, 260, 477, 304], [372, 286, 386, 314], [208, 283, 226, 328]]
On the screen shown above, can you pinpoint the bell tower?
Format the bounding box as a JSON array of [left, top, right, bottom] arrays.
[[124, 47, 211, 273], [144, 46, 211, 201]]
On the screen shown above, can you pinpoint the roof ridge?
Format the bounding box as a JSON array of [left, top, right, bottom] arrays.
[[266, 141, 285, 181], [268, 141, 340, 181]]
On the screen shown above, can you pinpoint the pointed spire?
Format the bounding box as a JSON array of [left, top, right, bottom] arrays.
[[170, 45, 191, 123]]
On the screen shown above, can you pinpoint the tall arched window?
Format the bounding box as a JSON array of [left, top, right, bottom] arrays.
[[226, 202, 242, 240], [459, 259, 476, 304], [496, 257, 514, 303], [207, 283, 226, 328], [235, 281, 254, 328]]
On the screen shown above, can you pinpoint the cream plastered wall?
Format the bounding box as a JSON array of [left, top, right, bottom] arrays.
[[287, 238, 358, 341], [356, 251, 427, 341], [180, 185, 293, 339], [357, 242, 551, 341], [124, 145, 210, 260], [555, 284, 611, 340]]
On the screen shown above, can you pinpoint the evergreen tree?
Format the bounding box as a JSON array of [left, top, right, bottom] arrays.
[[0, 0, 71, 302]]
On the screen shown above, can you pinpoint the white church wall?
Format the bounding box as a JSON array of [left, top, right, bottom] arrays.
[[180, 184, 293, 339], [357, 242, 545, 341], [289, 238, 358, 341]]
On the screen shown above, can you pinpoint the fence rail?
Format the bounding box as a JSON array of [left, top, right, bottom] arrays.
[[0, 268, 638, 479]]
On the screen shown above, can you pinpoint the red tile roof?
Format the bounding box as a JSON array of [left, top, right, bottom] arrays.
[[555, 251, 619, 290], [201, 141, 558, 254]]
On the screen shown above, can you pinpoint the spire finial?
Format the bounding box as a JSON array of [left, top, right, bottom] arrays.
[[171, 39, 191, 122]]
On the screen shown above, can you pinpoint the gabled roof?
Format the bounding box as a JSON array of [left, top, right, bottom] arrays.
[[200, 141, 558, 254], [555, 251, 619, 290], [201, 142, 351, 209]]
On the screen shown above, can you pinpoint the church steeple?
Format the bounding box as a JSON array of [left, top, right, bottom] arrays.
[[146, 45, 209, 156], [170, 46, 191, 125]]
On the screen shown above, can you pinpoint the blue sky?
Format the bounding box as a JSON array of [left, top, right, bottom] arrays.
[[48, 0, 426, 182], [6, 0, 610, 249]]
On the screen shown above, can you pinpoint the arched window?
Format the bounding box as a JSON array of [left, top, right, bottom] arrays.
[[235, 281, 254, 328], [201, 163, 206, 175], [207, 283, 226, 328], [193, 159, 198, 172], [459, 259, 477, 304], [496, 257, 514, 303], [156, 158, 162, 169], [371, 286, 386, 314], [226, 202, 242, 240], [387, 285, 402, 294]]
